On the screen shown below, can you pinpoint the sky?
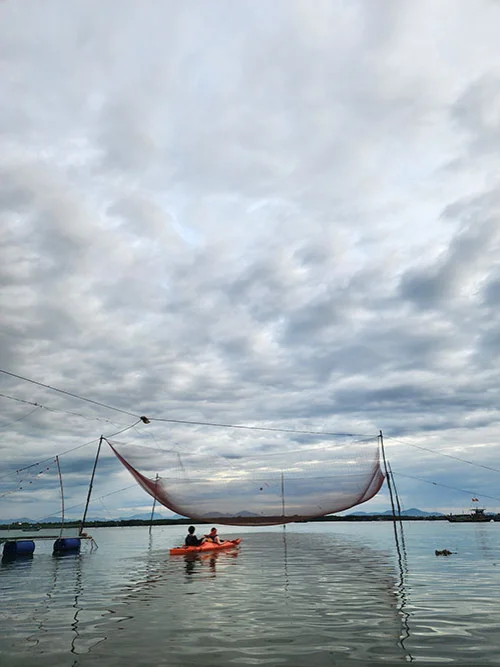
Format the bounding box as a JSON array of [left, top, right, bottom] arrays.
[[2, 0, 500, 521]]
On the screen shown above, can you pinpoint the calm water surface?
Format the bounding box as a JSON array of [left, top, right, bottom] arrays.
[[1, 522, 500, 666]]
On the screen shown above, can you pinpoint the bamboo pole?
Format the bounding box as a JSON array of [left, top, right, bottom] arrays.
[[79, 436, 103, 536]]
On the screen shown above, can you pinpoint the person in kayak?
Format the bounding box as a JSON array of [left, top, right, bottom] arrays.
[[184, 525, 205, 547], [204, 527, 222, 544]]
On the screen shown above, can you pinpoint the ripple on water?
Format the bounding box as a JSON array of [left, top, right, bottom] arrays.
[[2, 523, 500, 665]]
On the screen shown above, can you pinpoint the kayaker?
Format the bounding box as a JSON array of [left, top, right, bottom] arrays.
[[184, 525, 205, 547], [204, 527, 222, 545]]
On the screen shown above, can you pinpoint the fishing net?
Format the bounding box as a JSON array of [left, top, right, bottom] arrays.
[[107, 433, 384, 526]]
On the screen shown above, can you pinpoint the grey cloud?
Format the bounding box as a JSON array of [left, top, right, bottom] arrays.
[[482, 274, 500, 307], [3, 0, 500, 518], [399, 269, 453, 309], [452, 75, 500, 155], [400, 195, 500, 309]]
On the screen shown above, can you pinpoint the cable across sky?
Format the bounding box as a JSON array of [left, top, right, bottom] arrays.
[[2, 367, 500, 480]]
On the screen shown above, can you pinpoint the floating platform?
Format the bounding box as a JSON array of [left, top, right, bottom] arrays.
[[1, 530, 95, 559]]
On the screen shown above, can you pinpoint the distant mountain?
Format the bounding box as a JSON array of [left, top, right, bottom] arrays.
[[349, 508, 444, 517], [401, 508, 445, 517], [0, 512, 186, 526], [0, 516, 107, 525]]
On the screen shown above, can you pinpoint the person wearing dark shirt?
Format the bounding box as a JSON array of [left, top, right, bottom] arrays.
[[185, 525, 204, 546]]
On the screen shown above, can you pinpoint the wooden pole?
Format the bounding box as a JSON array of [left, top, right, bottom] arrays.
[[281, 471, 286, 520], [79, 436, 103, 536], [379, 430, 397, 522], [149, 474, 159, 534], [56, 455, 65, 539]]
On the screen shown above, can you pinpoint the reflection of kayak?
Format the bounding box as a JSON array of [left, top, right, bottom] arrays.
[[170, 538, 241, 556]]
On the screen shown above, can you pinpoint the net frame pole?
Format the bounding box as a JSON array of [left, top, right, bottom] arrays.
[[79, 436, 103, 536], [56, 455, 65, 539], [379, 430, 397, 522], [149, 474, 159, 534], [281, 471, 286, 520]]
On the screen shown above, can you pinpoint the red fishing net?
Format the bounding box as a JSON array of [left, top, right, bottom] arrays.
[[107, 433, 384, 525]]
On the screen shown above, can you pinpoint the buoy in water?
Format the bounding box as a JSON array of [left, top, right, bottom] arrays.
[[53, 538, 81, 553], [2, 540, 35, 559]]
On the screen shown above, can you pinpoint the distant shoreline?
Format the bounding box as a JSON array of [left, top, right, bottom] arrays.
[[0, 514, 450, 530]]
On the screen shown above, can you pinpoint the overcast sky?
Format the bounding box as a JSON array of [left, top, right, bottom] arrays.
[[2, 0, 500, 522]]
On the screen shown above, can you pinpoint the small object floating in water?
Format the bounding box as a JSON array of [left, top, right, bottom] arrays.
[[435, 549, 455, 556], [170, 538, 242, 556]]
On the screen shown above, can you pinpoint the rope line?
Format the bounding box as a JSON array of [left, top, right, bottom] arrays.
[[3, 368, 500, 478], [150, 416, 366, 438], [0, 368, 370, 437], [36, 482, 139, 521], [0, 405, 40, 428], [0, 369, 139, 418], [0, 460, 57, 499], [393, 471, 500, 503], [0, 392, 125, 426], [0, 419, 142, 482], [387, 436, 500, 475]]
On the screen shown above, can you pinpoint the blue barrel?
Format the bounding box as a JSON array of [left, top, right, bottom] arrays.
[[53, 538, 81, 553], [2, 540, 35, 558]]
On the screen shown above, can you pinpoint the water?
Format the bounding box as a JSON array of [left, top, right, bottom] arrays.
[[1, 521, 500, 666]]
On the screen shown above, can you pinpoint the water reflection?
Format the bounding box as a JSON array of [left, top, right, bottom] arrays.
[[1, 552, 34, 567], [68, 553, 83, 656], [392, 521, 414, 662], [5, 526, 465, 666], [23, 550, 85, 654], [475, 524, 496, 559], [183, 549, 240, 579], [83, 530, 407, 666]]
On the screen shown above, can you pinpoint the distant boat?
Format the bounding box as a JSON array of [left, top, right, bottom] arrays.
[[447, 499, 498, 523]]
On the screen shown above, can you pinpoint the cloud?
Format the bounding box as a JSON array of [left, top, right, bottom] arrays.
[[400, 191, 500, 309], [2, 0, 500, 519]]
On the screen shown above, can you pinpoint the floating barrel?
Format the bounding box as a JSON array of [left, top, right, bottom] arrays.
[[53, 538, 81, 553], [2, 540, 35, 558]]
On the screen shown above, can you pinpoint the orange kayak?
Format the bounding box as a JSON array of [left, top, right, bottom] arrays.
[[170, 538, 241, 556]]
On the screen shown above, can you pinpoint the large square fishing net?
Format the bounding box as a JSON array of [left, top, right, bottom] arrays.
[[107, 432, 384, 525]]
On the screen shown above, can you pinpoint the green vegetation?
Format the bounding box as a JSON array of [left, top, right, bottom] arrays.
[[0, 514, 447, 531]]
